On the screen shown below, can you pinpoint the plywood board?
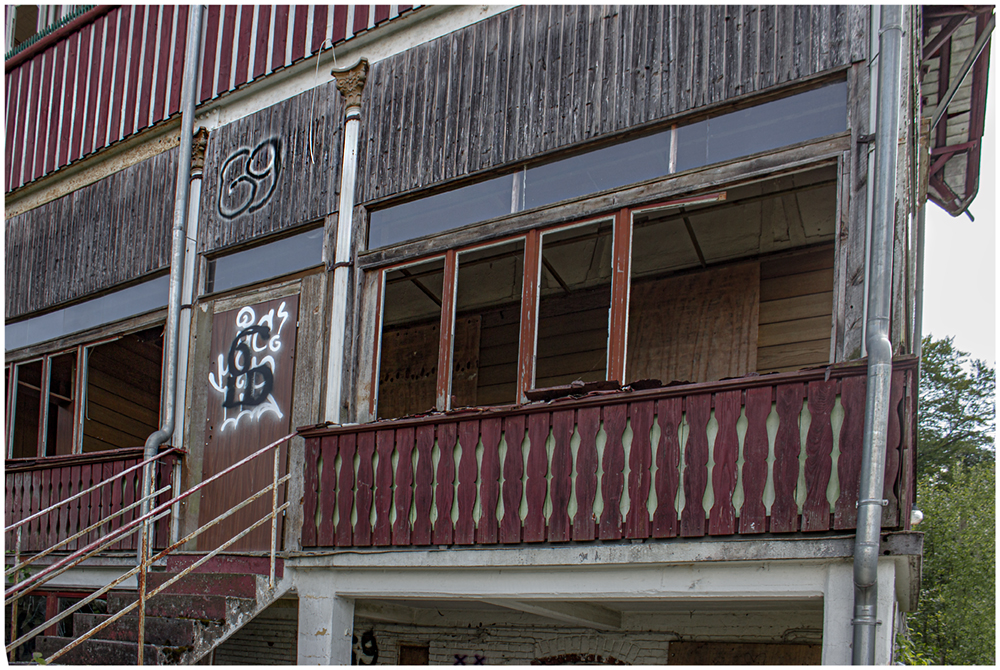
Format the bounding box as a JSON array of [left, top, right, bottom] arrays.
[[627, 262, 760, 384]]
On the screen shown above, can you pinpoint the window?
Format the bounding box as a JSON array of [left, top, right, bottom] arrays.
[[204, 226, 324, 294], [367, 81, 846, 249], [6, 325, 164, 458], [371, 166, 839, 420]]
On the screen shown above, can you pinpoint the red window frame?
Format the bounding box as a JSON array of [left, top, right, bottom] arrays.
[[369, 192, 727, 419]]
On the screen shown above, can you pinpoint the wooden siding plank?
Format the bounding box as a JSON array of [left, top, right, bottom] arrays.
[[136, 7, 159, 132], [771, 383, 804, 532], [31, 49, 53, 181], [456, 420, 480, 544], [373, 429, 394, 546], [500, 415, 525, 543], [412, 424, 435, 545], [681, 394, 710, 537], [476, 418, 502, 544], [334, 434, 355, 546], [353, 432, 374, 546], [835, 375, 866, 529], [151, 6, 175, 125], [120, 6, 146, 141], [270, 5, 289, 75], [302, 437, 320, 547], [883, 370, 904, 527], [572, 406, 599, 540], [709, 390, 741, 535], [523, 412, 550, 542], [320, 436, 340, 547], [392, 427, 415, 546], [547, 410, 574, 542], [625, 401, 653, 539], [599, 403, 627, 540], [311, 6, 329, 54], [740, 387, 771, 533], [169, 5, 188, 115], [802, 380, 836, 532], [291, 4, 308, 63], [432, 422, 457, 545], [651, 398, 681, 538], [252, 5, 272, 80]]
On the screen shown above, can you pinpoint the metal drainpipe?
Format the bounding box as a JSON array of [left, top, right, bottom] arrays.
[[140, 4, 205, 556], [852, 5, 903, 664], [325, 59, 369, 424]]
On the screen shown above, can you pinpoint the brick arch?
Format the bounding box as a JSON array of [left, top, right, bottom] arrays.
[[532, 636, 639, 665]]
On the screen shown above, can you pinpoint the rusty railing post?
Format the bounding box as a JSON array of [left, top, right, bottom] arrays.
[[269, 440, 280, 589]]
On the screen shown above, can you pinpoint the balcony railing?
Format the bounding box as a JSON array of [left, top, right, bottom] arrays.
[[4, 448, 181, 553], [300, 358, 917, 548]]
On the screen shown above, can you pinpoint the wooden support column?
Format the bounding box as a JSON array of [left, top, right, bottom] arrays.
[[607, 208, 632, 384], [516, 229, 542, 402], [436, 250, 458, 411]]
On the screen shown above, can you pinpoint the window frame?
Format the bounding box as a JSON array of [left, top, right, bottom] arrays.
[[369, 193, 727, 420]]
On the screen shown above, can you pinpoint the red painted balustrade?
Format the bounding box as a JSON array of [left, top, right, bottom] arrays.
[[4, 448, 180, 553], [300, 358, 917, 549]]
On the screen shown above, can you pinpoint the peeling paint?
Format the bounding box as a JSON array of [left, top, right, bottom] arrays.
[[316, 628, 328, 636]]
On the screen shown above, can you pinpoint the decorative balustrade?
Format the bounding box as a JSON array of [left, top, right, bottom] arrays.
[[4, 448, 180, 553], [301, 358, 917, 549]]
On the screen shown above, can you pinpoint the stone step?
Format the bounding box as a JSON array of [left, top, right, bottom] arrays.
[[145, 571, 259, 598], [72, 612, 201, 646], [34, 635, 167, 665], [108, 591, 254, 622], [165, 554, 284, 579]]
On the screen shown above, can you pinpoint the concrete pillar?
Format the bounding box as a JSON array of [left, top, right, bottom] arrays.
[[297, 573, 355, 664], [821, 562, 854, 665]]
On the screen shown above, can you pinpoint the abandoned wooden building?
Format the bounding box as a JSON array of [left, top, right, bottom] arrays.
[[4, 4, 993, 665]]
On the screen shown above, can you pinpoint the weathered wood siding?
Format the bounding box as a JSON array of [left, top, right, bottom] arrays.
[[358, 5, 868, 203], [5, 148, 177, 320], [199, 81, 342, 253]]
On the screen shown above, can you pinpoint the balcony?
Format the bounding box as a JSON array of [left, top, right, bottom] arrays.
[[300, 357, 916, 549]]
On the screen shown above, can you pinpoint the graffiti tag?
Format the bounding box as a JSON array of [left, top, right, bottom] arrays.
[[209, 302, 290, 431], [218, 137, 282, 219], [352, 630, 379, 665]]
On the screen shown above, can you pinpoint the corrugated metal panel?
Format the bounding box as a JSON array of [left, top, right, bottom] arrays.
[[5, 5, 415, 193]]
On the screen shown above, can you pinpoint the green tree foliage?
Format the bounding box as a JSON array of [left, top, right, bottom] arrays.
[[907, 463, 995, 665], [903, 336, 996, 665], [916, 336, 995, 479]]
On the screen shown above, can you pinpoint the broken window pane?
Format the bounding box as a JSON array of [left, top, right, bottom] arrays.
[[82, 326, 164, 453], [10, 360, 42, 458], [45, 353, 77, 456], [377, 258, 446, 419], [535, 220, 614, 388], [452, 239, 525, 408]]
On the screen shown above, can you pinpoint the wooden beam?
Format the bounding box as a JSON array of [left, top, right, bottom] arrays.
[[436, 250, 458, 411], [606, 209, 631, 384], [516, 230, 542, 402], [482, 599, 622, 631], [355, 601, 423, 625]]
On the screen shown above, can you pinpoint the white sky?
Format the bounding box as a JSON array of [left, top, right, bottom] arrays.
[[920, 34, 998, 366]]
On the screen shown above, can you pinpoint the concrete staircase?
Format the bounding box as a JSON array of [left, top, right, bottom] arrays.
[[35, 556, 290, 664]]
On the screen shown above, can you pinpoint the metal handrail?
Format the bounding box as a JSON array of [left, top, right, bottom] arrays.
[[5, 432, 296, 665]]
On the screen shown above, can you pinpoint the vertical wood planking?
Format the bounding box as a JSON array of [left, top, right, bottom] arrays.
[[651, 398, 681, 538], [433, 422, 457, 545], [392, 427, 415, 546], [412, 425, 435, 545], [318, 436, 339, 547], [302, 437, 320, 546], [334, 434, 356, 546], [599, 403, 627, 540], [802, 380, 836, 531], [709, 390, 741, 535], [625, 401, 653, 539], [835, 375, 866, 529], [477, 418, 503, 544], [883, 370, 904, 527], [455, 420, 480, 544], [573, 406, 600, 541], [771, 383, 804, 532], [354, 432, 375, 546], [373, 429, 395, 545], [524, 412, 550, 542], [548, 410, 575, 542], [739, 387, 772, 533], [500, 415, 525, 543], [680, 394, 710, 537]]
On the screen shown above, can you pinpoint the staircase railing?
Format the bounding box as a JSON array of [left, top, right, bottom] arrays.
[[4, 432, 295, 665]]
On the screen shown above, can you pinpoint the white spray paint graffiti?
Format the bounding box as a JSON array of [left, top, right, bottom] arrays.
[[209, 301, 290, 432]]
